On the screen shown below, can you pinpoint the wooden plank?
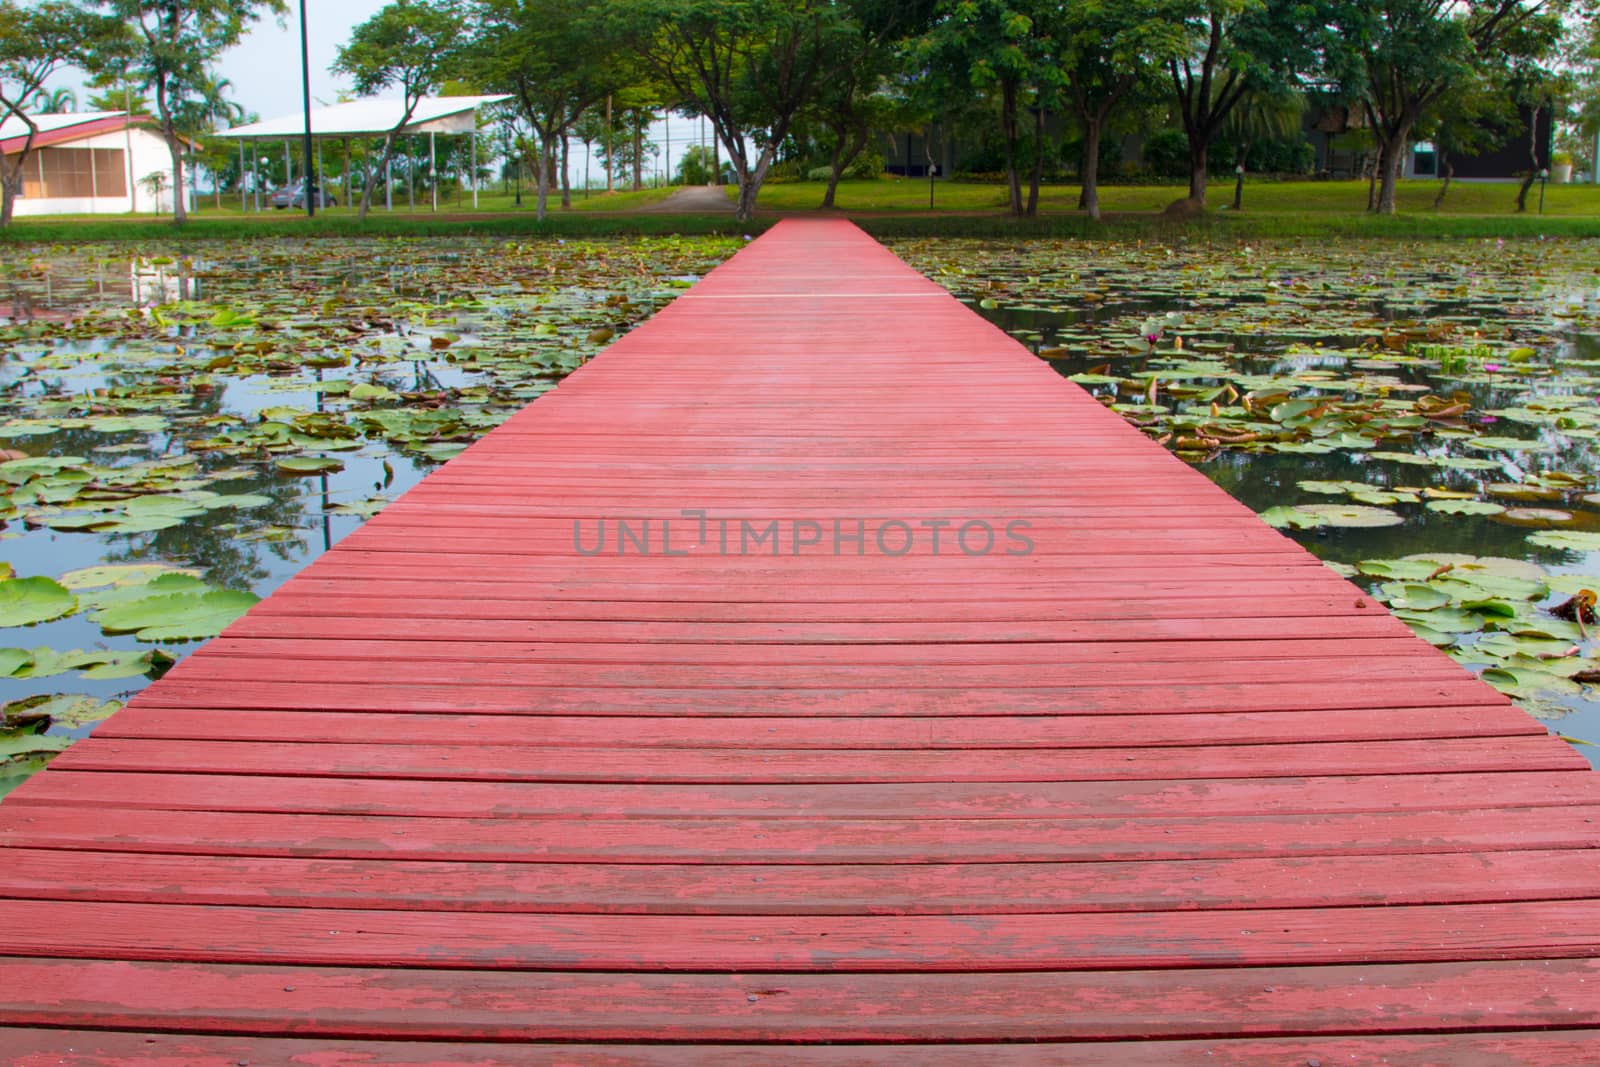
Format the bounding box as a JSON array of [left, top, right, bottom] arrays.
[[4, 804, 1598, 863], [12, 769, 1598, 820], [12, 1029, 1600, 1067], [48, 734, 1585, 783], [5, 847, 1597, 915], [129, 677, 1506, 714], [3, 957, 1599, 1041], [94, 704, 1539, 748], [4, 896, 1600, 972]]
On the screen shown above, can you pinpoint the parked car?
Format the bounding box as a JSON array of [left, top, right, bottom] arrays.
[[270, 180, 336, 209]]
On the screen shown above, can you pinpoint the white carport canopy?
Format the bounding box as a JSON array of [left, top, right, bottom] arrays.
[[216, 95, 512, 211]]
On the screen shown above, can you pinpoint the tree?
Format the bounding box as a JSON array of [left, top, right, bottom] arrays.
[[333, 0, 461, 219], [0, 1, 110, 226], [468, 0, 621, 220], [29, 86, 78, 113], [624, 0, 855, 223], [918, 0, 1055, 216], [1329, 0, 1573, 215], [103, 0, 284, 224], [803, 0, 935, 209], [1050, 0, 1184, 219], [1161, 0, 1313, 207]]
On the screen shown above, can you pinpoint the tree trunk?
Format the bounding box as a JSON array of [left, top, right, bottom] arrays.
[[821, 124, 867, 209], [1232, 141, 1251, 211], [1514, 102, 1544, 213], [1080, 120, 1102, 221], [167, 134, 187, 224], [1188, 141, 1208, 204], [734, 149, 775, 224], [560, 133, 572, 208], [0, 170, 19, 228], [1000, 79, 1023, 216], [1025, 103, 1045, 217], [534, 129, 551, 221], [632, 111, 643, 192], [358, 133, 396, 220], [1433, 153, 1453, 208], [1374, 125, 1410, 215]]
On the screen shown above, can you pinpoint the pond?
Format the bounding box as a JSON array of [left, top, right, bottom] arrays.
[[3, 233, 1600, 792], [889, 235, 1600, 765], [0, 235, 742, 793]]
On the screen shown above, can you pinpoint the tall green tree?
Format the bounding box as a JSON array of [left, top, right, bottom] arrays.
[[103, 0, 284, 224], [1329, 0, 1572, 215], [333, 0, 461, 219], [623, 0, 855, 223], [803, 0, 936, 209], [0, 1, 111, 226], [1161, 0, 1314, 207], [1049, 0, 1184, 219], [918, 0, 1056, 216], [468, 0, 622, 219]]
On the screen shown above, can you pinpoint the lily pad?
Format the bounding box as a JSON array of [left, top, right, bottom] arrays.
[[0, 577, 77, 628], [95, 589, 261, 642]]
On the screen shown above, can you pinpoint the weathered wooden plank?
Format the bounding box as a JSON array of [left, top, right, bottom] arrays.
[[5, 847, 1596, 915], [3, 957, 1598, 1041], [4, 897, 1600, 971], [11, 1029, 1600, 1067], [49, 734, 1584, 783], [4, 805, 1597, 863], [12, 770, 1596, 820], [94, 704, 1537, 748]]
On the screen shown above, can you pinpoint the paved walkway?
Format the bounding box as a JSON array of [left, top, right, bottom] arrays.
[[634, 184, 735, 212], [2, 220, 1599, 1063]]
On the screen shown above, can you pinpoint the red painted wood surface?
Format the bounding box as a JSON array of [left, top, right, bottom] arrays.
[[2, 219, 1597, 1061]]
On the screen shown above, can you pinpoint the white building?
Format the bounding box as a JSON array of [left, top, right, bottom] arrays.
[[0, 111, 189, 216]]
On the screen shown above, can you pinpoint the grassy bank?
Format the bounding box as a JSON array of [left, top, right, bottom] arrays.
[[4, 177, 1597, 243]]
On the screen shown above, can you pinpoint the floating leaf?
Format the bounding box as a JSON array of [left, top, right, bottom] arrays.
[[95, 589, 260, 642], [0, 577, 77, 628], [275, 456, 345, 475], [1426, 500, 1505, 516]]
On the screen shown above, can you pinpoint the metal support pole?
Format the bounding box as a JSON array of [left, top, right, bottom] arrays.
[[471, 130, 478, 209], [299, 0, 314, 217], [385, 150, 392, 211], [238, 140, 246, 212], [429, 131, 437, 212]]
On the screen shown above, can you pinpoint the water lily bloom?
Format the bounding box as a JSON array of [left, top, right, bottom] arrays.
[[1484, 363, 1501, 372]]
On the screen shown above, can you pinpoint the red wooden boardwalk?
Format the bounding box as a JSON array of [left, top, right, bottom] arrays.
[[4, 219, 1599, 1064]]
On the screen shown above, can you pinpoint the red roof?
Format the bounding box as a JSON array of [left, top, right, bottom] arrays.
[[0, 114, 132, 156]]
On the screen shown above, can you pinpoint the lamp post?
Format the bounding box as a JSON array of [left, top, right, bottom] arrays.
[[299, 0, 314, 217], [1538, 167, 1548, 214]]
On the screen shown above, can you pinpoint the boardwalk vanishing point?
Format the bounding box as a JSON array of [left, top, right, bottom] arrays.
[[3, 220, 1600, 1064]]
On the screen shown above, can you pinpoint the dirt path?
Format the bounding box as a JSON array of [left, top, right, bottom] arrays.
[[633, 185, 735, 213]]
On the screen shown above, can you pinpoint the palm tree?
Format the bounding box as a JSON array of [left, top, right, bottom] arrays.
[[28, 87, 77, 113]]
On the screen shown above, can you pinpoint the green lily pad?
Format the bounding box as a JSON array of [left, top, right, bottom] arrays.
[[1426, 500, 1506, 516], [0, 577, 77, 628], [1527, 530, 1600, 552], [95, 589, 261, 642], [275, 456, 345, 475]]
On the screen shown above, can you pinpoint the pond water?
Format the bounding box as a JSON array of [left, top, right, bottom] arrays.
[[889, 236, 1600, 765], [4, 234, 1600, 792], [0, 236, 741, 792]]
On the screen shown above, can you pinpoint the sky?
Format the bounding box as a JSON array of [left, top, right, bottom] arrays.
[[43, 0, 388, 121], [213, 0, 391, 121]]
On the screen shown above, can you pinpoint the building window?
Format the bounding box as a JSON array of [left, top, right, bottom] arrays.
[[19, 147, 127, 198]]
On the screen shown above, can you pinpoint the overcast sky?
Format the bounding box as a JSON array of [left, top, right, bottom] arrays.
[[46, 0, 391, 121], [218, 0, 393, 120]]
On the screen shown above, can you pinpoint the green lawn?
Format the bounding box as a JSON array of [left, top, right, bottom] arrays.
[[754, 176, 1600, 216]]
